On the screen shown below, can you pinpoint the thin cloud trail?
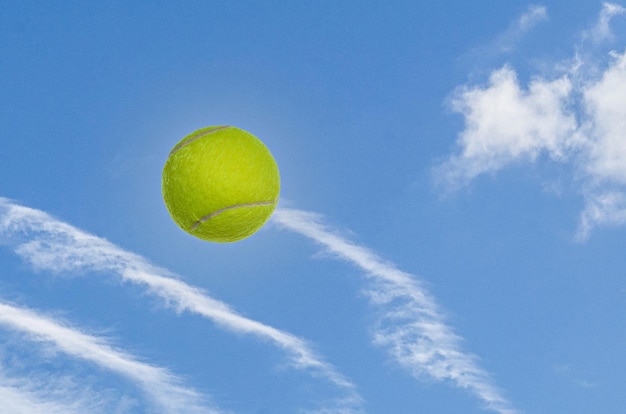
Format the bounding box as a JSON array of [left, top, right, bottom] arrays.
[[0, 381, 83, 414], [0, 300, 218, 414], [0, 358, 139, 414], [0, 367, 99, 414], [273, 208, 517, 414], [0, 198, 364, 413]]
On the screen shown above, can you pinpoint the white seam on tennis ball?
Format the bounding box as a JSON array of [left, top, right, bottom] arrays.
[[190, 200, 276, 231], [169, 126, 231, 156]]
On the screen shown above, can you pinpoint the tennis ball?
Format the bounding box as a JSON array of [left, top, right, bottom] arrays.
[[162, 125, 280, 243]]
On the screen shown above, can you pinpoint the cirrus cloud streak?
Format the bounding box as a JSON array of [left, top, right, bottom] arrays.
[[273, 208, 517, 414], [0, 198, 363, 413]]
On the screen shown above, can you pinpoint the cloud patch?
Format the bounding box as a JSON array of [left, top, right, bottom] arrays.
[[439, 66, 577, 188], [437, 3, 626, 240]]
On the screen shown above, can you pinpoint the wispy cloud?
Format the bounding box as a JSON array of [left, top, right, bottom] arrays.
[[585, 2, 626, 43], [498, 5, 548, 53], [437, 3, 626, 240], [0, 384, 83, 414], [0, 300, 217, 414], [553, 364, 596, 390], [461, 5, 548, 66], [273, 208, 517, 414], [0, 198, 364, 413], [0, 366, 107, 414]]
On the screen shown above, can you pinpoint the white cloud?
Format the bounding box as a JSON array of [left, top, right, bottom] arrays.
[[439, 66, 577, 188], [461, 5, 548, 66], [273, 208, 517, 414], [577, 191, 626, 240], [437, 4, 626, 239], [585, 2, 626, 43], [499, 5, 548, 52], [0, 301, 217, 414], [583, 50, 626, 184], [0, 369, 99, 414], [0, 383, 80, 414], [0, 358, 139, 414], [518, 5, 548, 29], [0, 198, 364, 413]]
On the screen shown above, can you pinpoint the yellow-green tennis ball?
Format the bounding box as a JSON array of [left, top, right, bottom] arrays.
[[162, 125, 280, 243]]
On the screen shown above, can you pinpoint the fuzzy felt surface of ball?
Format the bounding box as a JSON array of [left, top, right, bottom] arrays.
[[162, 126, 280, 242]]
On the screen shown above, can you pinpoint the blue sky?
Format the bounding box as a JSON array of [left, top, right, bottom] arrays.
[[1, 1, 626, 413]]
